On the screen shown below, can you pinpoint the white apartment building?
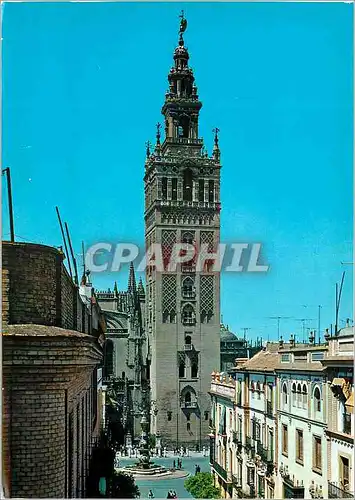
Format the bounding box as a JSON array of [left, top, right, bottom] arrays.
[[323, 326, 354, 499], [209, 327, 354, 499], [209, 371, 236, 498], [275, 336, 329, 499], [233, 349, 279, 499]]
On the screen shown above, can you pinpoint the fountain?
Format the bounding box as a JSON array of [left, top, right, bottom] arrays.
[[117, 411, 189, 479]]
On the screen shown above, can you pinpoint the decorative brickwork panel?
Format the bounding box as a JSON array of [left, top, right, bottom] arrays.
[[200, 231, 214, 251], [162, 230, 176, 269], [200, 275, 214, 321], [162, 275, 177, 322]]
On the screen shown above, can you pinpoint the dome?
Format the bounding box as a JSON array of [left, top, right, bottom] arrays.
[[220, 324, 238, 342]]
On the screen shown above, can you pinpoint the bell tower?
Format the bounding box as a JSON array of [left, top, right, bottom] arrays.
[[144, 12, 221, 448]]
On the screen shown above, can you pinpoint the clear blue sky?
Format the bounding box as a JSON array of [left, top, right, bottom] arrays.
[[2, 2, 353, 342]]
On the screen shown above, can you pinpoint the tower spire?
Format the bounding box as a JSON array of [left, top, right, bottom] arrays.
[[128, 262, 136, 294]]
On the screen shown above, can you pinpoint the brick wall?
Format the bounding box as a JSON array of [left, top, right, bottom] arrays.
[[3, 326, 103, 498], [2, 242, 59, 326], [2, 241, 94, 333]]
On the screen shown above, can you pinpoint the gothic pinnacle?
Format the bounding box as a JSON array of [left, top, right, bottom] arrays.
[[145, 140, 151, 158], [212, 127, 220, 161], [155, 123, 161, 154]]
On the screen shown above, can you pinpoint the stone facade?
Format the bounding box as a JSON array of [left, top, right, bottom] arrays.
[[144, 16, 220, 449], [2, 241, 105, 498]]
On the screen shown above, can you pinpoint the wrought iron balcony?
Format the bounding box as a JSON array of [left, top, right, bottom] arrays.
[[256, 441, 268, 463], [182, 317, 196, 325], [328, 482, 353, 498], [181, 264, 196, 273], [180, 401, 198, 409], [163, 137, 203, 146], [232, 430, 242, 445], [182, 289, 196, 299], [245, 436, 253, 449], [266, 400, 273, 417], [343, 413, 352, 435], [232, 475, 242, 489]]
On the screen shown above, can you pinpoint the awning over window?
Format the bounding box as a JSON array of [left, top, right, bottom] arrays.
[[331, 378, 352, 400], [345, 392, 354, 414], [331, 377, 346, 388]]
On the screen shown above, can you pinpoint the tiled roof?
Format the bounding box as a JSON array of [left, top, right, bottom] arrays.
[[238, 349, 279, 372], [276, 362, 324, 372]]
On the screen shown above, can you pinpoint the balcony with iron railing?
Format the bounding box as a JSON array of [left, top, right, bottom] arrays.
[[343, 413, 352, 435], [181, 264, 196, 274], [232, 475, 242, 489], [245, 436, 253, 449], [233, 430, 242, 445], [182, 317, 196, 326], [328, 482, 353, 498], [163, 137, 203, 146], [180, 401, 198, 409], [256, 441, 268, 463], [182, 289, 196, 299]]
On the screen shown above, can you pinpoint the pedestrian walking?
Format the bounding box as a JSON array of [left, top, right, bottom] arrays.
[[173, 460, 176, 469], [148, 490, 154, 499]]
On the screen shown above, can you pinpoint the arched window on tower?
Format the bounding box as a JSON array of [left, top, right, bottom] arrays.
[[185, 335, 192, 345], [208, 180, 214, 202], [172, 178, 178, 200], [179, 360, 186, 378], [183, 169, 193, 201], [182, 304, 195, 325], [182, 277, 195, 299], [199, 179, 205, 202], [185, 391, 191, 404], [179, 115, 190, 138], [162, 177, 168, 200]]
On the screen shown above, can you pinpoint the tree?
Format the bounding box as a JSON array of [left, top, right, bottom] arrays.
[[110, 471, 140, 498], [185, 472, 220, 499]]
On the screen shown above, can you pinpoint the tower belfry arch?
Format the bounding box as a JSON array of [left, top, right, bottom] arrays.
[[144, 13, 221, 448]]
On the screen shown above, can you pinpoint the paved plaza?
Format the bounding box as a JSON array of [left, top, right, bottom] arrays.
[[118, 455, 211, 498]]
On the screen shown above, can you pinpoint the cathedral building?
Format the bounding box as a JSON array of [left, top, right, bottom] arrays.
[[96, 264, 148, 441], [144, 14, 221, 448]]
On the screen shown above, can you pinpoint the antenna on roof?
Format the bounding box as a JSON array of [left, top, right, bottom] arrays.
[[267, 316, 293, 341], [55, 206, 72, 279], [2, 168, 15, 243], [64, 222, 78, 286]]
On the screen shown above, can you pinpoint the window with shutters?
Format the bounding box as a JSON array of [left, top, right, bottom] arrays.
[[312, 435, 322, 473], [340, 456, 350, 488], [282, 424, 288, 456], [296, 429, 304, 465]]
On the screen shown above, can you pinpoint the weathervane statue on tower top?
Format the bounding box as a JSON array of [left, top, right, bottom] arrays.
[[179, 10, 187, 45]]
